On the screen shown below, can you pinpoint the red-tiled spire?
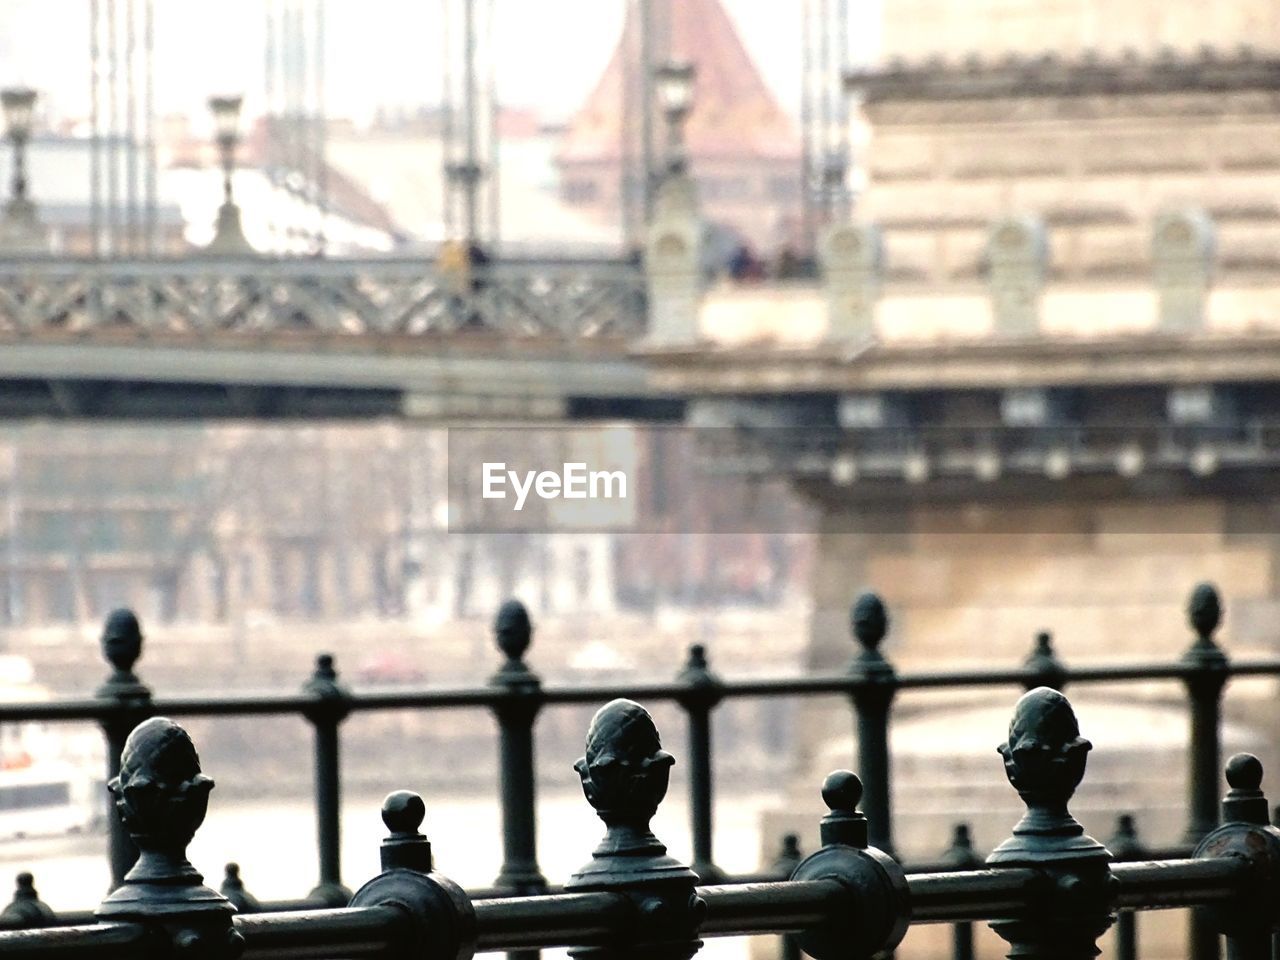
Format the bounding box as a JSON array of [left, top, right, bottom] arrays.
[[559, 0, 798, 164]]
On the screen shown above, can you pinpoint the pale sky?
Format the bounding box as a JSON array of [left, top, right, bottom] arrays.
[[1, 0, 882, 128]]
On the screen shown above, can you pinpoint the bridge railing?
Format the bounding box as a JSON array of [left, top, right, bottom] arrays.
[[0, 688, 1278, 960], [0, 581, 1273, 960], [0, 255, 646, 338]]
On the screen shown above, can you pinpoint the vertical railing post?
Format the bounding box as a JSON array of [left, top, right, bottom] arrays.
[[565, 699, 705, 960], [95, 717, 243, 957], [676, 643, 725, 882], [1107, 814, 1144, 960], [302, 652, 352, 905], [1192, 754, 1280, 960], [987, 688, 1114, 959], [348, 791, 477, 960], [95, 608, 152, 890], [848, 592, 897, 857], [1182, 583, 1229, 960], [940, 824, 981, 960], [788, 770, 910, 959], [1024, 630, 1067, 691], [490, 600, 548, 896]]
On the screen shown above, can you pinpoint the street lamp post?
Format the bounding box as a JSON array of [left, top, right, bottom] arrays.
[[653, 61, 695, 179], [0, 87, 45, 252], [820, 113, 851, 224], [206, 94, 253, 255]]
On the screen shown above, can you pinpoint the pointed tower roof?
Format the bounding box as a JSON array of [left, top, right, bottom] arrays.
[[559, 0, 799, 164]]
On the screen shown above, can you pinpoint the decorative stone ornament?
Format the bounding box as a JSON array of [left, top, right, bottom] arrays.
[[95, 717, 243, 958], [1152, 208, 1214, 332], [987, 215, 1047, 337], [567, 699, 704, 960], [821, 221, 882, 342], [987, 688, 1113, 960], [788, 770, 909, 959]]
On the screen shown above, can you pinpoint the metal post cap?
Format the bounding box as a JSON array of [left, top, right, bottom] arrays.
[[380, 791, 433, 873], [820, 771, 868, 849]]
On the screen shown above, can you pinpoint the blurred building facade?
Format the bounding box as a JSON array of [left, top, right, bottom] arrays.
[[0, 425, 809, 632]]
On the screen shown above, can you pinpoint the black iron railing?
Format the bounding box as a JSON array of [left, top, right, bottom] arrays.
[[0, 581, 1275, 960], [0, 687, 1278, 960]]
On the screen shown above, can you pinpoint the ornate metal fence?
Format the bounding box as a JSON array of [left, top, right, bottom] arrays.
[[0, 256, 647, 338], [0, 582, 1275, 960]]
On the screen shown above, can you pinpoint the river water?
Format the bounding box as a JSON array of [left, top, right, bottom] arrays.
[[0, 789, 780, 960]]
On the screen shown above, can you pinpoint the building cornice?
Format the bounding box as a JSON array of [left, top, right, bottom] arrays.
[[847, 50, 1280, 104]]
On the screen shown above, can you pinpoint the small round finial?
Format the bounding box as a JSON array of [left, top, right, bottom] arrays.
[[495, 599, 532, 664], [850, 593, 888, 652], [224, 863, 240, 881], [688, 644, 707, 668], [1034, 632, 1051, 654], [782, 834, 800, 857], [818, 770, 868, 849], [1188, 583, 1222, 641], [382, 790, 427, 836], [951, 823, 972, 849], [15, 873, 33, 891], [101, 608, 143, 675], [377, 791, 432, 872], [302, 654, 349, 724], [1226, 753, 1263, 792], [821, 770, 864, 814]]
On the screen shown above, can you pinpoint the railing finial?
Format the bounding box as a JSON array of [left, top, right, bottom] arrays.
[[1024, 631, 1067, 691], [567, 699, 703, 959], [989, 686, 1104, 863], [220, 863, 261, 913], [96, 717, 240, 954], [380, 790, 433, 872], [494, 598, 533, 675], [1223, 753, 1267, 825], [571, 699, 678, 862], [1194, 753, 1280, 945], [1188, 581, 1222, 646], [987, 688, 1112, 959], [819, 770, 868, 848], [789, 769, 909, 959], [99, 608, 147, 697], [0, 872, 55, 929], [850, 591, 888, 656]]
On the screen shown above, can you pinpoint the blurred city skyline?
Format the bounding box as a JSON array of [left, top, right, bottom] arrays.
[[0, 0, 884, 129]]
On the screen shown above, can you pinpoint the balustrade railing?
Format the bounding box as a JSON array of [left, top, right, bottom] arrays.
[[0, 256, 646, 338], [0, 580, 1275, 960]]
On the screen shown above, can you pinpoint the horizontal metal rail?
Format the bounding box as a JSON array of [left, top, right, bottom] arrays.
[[0, 855, 1259, 959], [3, 655, 1274, 725]]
